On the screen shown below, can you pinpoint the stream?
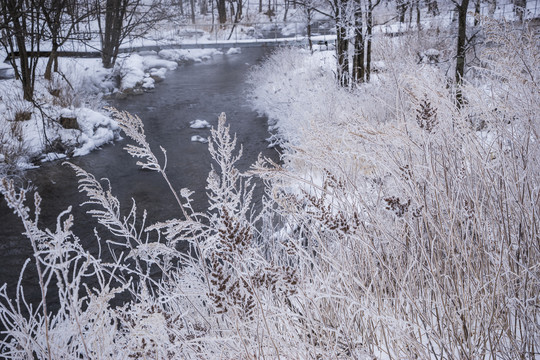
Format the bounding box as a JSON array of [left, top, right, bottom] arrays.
[[0, 47, 278, 308]]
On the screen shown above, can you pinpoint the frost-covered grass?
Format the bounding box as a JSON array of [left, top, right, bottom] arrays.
[[0, 14, 539, 360], [249, 18, 540, 358]]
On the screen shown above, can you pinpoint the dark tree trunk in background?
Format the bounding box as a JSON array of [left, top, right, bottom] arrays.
[[474, 0, 480, 25], [335, 1, 349, 88], [101, 0, 126, 68], [190, 0, 195, 23], [336, 27, 349, 86], [514, 0, 526, 22], [427, 0, 439, 15], [0, 0, 41, 101], [352, 0, 364, 83], [488, 0, 496, 16], [200, 0, 208, 15], [306, 6, 313, 51], [454, 0, 470, 108], [397, 0, 408, 22], [178, 0, 184, 15], [217, 0, 227, 23], [366, 0, 376, 82], [43, 0, 63, 81], [237, 0, 243, 19], [416, 0, 421, 30], [44, 42, 59, 80], [352, 0, 379, 83], [14, 23, 36, 101], [98, 0, 169, 68]]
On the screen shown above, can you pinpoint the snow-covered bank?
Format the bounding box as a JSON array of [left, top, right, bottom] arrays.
[[0, 59, 119, 169], [0, 47, 238, 170]]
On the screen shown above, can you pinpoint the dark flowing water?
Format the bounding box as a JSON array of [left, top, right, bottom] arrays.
[[0, 47, 278, 307]]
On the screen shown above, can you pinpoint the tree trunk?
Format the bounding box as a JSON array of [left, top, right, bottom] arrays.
[[306, 7, 313, 51], [352, 0, 364, 83], [397, 1, 407, 23], [455, 0, 470, 108], [12, 18, 35, 101], [336, 21, 349, 87], [474, 0, 480, 25], [427, 0, 439, 16], [190, 0, 196, 23], [200, 0, 207, 15], [488, 0, 496, 16], [416, 0, 421, 31], [44, 43, 59, 81], [514, 0, 526, 22], [366, 0, 373, 82], [102, 0, 125, 68], [217, 0, 227, 23]]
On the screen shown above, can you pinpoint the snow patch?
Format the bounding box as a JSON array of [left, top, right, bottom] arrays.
[[190, 119, 211, 129], [158, 48, 223, 63], [191, 135, 208, 143], [40, 152, 67, 163], [226, 47, 241, 55], [70, 108, 119, 156], [117, 54, 146, 91]]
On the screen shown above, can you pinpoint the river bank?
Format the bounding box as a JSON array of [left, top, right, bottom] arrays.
[[0, 47, 238, 171]]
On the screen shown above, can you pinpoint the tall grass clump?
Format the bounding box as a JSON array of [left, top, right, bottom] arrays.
[[0, 18, 538, 359], [249, 18, 540, 359]]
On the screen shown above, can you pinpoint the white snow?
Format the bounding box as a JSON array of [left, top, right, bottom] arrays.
[[190, 119, 211, 129], [191, 135, 209, 143], [70, 108, 120, 156], [226, 47, 241, 55], [116, 54, 146, 91], [158, 48, 223, 63], [40, 152, 67, 162]]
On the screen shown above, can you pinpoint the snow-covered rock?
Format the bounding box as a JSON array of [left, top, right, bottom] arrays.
[[226, 47, 241, 55]]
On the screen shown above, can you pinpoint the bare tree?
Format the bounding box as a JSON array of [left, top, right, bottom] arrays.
[[426, 0, 439, 15], [352, 0, 364, 82], [452, 0, 470, 107], [0, 0, 44, 101], [334, 0, 350, 87], [95, 0, 171, 68], [40, 0, 94, 80], [216, 0, 227, 23]]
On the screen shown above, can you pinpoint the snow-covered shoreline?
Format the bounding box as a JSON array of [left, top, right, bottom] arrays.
[[0, 47, 240, 171]]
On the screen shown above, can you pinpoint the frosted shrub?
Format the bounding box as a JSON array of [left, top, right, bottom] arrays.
[[249, 18, 539, 359]]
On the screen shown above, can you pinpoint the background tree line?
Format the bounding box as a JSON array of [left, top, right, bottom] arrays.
[[0, 0, 171, 101], [0, 0, 534, 102]]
